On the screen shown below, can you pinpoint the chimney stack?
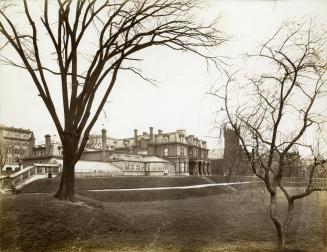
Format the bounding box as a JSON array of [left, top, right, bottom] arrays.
[[158, 129, 163, 135], [101, 128, 107, 160], [134, 129, 138, 144], [149, 127, 154, 143], [101, 129, 107, 150], [28, 132, 35, 157], [134, 129, 138, 153], [44, 134, 51, 156]]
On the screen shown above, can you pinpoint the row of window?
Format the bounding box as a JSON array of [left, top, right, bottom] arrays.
[[125, 166, 167, 171], [163, 147, 208, 158], [124, 162, 168, 171], [3, 131, 30, 139], [5, 152, 27, 163], [163, 147, 187, 157], [5, 141, 29, 147], [157, 135, 206, 147], [189, 150, 208, 158], [125, 163, 143, 171]]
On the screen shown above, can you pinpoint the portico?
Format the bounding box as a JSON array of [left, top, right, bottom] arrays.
[[189, 160, 211, 176]]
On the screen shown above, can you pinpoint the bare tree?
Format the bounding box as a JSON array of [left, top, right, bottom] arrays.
[[0, 0, 226, 200], [213, 21, 327, 249]]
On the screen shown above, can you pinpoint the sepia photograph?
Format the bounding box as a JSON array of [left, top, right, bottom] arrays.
[[0, 0, 326, 251]]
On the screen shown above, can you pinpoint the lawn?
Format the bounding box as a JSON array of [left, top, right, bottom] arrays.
[[0, 185, 325, 252], [21, 175, 323, 194], [21, 176, 221, 193]]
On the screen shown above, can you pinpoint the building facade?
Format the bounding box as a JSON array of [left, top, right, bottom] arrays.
[[105, 152, 174, 176], [21, 130, 175, 177], [111, 127, 211, 176], [20, 127, 210, 176], [0, 125, 34, 171]]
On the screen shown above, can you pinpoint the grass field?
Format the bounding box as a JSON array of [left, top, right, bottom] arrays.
[[21, 175, 259, 194], [1, 184, 326, 252], [21, 175, 324, 194]]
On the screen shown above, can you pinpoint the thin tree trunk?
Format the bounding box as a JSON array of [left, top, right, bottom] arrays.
[[55, 135, 77, 201], [270, 193, 285, 250], [284, 199, 295, 235]]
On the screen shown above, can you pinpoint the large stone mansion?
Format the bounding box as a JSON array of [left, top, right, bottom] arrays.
[[86, 127, 211, 176], [11, 127, 211, 177]]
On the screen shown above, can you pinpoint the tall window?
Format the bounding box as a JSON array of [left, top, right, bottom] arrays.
[[164, 148, 168, 157], [180, 162, 184, 172]]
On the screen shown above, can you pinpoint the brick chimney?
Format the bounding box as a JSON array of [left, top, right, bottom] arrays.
[[134, 129, 138, 145], [133, 129, 138, 153], [28, 132, 35, 157], [149, 127, 154, 143], [158, 129, 163, 135], [44, 134, 51, 156], [101, 128, 107, 160]]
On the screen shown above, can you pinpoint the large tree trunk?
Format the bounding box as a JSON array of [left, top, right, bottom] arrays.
[[270, 193, 286, 250], [55, 134, 78, 201]]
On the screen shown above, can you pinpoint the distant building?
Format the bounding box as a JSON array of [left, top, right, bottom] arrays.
[[22, 129, 175, 177], [82, 129, 181, 176], [209, 126, 250, 176], [272, 151, 303, 177], [111, 127, 211, 176], [210, 127, 309, 178], [0, 125, 34, 171]]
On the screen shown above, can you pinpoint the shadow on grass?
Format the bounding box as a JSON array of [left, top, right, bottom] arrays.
[[0, 193, 138, 252]]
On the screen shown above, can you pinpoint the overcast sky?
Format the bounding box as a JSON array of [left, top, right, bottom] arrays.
[[0, 0, 326, 149]]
